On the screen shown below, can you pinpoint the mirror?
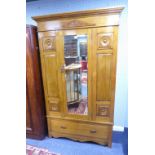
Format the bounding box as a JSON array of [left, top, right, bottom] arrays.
[[64, 35, 88, 115]]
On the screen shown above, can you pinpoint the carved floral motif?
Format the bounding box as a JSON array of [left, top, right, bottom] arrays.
[[43, 37, 55, 51], [62, 20, 96, 28], [49, 103, 59, 112], [98, 33, 113, 49], [96, 104, 110, 117], [48, 99, 59, 112]]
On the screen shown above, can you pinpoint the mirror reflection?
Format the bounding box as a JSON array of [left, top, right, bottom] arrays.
[[64, 35, 88, 115]]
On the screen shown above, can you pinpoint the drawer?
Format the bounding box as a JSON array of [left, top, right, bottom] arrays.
[[50, 119, 110, 139]]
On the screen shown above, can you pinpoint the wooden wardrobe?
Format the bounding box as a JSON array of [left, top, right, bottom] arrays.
[[32, 7, 123, 147], [26, 25, 47, 139]]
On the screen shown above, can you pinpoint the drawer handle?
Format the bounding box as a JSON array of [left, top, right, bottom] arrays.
[[90, 130, 96, 133], [60, 126, 67, 129]]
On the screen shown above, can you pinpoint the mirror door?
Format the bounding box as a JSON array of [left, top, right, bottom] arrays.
[[61, 29, 92, 118]]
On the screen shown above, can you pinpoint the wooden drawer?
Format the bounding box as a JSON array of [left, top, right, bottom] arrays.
[[50, 119, 109, 139]]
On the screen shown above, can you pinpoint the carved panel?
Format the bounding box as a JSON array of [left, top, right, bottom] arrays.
[[44, 54, 59, 97], [43, 37, 56, 51], [96, 54, 112, 101], [96, 104, 110, 117], [49, 103, 59, 111], [62, 20, 96, 28], [48, 99, 59, 112], [97, 33, 113, 49]]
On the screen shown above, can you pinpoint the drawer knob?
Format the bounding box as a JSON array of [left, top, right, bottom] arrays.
[[60, 126, 67, 129], [90, 130, 96, 133]]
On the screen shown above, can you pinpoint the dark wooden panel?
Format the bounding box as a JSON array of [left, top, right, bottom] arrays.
[[26, 25, 47, 139]]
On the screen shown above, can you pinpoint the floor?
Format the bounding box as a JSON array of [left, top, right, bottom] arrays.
[[26, 128, 128, 155], [113, 128, 128, 155]]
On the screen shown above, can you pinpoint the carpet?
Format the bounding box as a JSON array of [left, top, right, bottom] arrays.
[[81, 74, 87, 85], [68, 97, 87, 114], [26, 144, 61, 155], [27, 137, 124, 155]]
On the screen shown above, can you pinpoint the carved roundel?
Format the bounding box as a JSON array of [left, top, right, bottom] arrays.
[[98, 33, 113, 49], [43, 37, 56, 51]]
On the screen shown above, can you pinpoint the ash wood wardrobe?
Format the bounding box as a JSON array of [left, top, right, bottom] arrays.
[[33, 7, 123, 147]]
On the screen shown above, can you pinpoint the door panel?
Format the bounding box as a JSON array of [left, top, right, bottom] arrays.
[[96, 53, 112, 101], [26, 28, 35, 132], [38, 31, 62, 115], [44, 54, 59, 97], [92, 27, 118, 122], [26, 90, 32, 131]]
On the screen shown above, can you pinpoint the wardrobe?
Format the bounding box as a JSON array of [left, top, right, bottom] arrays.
[[26, 25, 47, 139], [33, 7, 123, 147]]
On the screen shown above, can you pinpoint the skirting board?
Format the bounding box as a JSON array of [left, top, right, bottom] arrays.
[[113, 126, 124, 132]]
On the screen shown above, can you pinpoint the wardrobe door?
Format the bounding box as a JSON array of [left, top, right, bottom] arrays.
[[38, 31, 63, 116], [92, 27, 118, 123]]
